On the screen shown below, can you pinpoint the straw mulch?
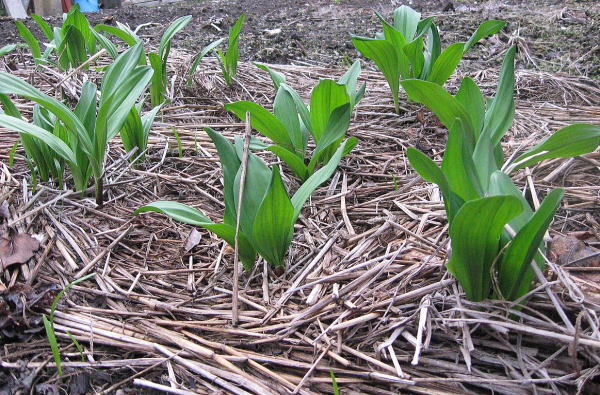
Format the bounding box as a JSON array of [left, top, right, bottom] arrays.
[[1, 48, 600, 394]]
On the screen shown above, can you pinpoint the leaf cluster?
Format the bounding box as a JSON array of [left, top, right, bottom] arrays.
[[405, 46, 600, 301]]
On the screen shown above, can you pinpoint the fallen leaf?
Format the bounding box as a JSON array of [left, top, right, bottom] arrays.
[[184, 228, 202, 252], [0, 233, 40, 270]]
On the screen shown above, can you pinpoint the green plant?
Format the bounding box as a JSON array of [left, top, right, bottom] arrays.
[[225, 61, 364, 181], [351, 5, 505, 113], [330, 370, 340, 395], [404, 46, 600, 301], [96, 15, 192, 106], [43, 273, 95, 376], [217, 13, 245, 85], [16, 5, 99, 70], [0, 44, 153, 207], [186, 38, 226, 87], [172, 127, 183, 157], [119, 102, 163, 164], [135, 129, 352, 269], [0, 44, 18, 57]]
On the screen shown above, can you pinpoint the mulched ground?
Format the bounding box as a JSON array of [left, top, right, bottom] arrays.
[[1, 0, 600, 394]]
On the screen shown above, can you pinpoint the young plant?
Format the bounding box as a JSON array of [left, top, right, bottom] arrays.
[[16, 5, 99, 70], [135, 129, 352, 269], [0, 44, 18, 57], [43, 273, 95, 376], [404, 46, 600, 301], [186, 14, 245, 86], [217, 13, 245, 86], [352, 5, 505, 113], [96, 15, 192, 106], [119, 102, 163, 165], [225, 61, 365, 181], [0, 44, 153, 207]]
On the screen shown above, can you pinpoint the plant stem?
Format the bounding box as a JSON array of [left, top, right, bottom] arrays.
[[95, 176, 104, 208]]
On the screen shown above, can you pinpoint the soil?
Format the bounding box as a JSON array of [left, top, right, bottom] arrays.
[[1, 0, 600, 76]]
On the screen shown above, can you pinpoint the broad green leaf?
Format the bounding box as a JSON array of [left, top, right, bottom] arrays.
[[455, 77, 485, 137], [422, 23, 441, 78], [205, 128, 241, 226], [472, 129, 499, 191], [448, 195, 522, 301], [187, 38, 225, 86], [308, 103, 351, 174], [253, 166, 295, 267], [148, 52, 164, 107], [403, 36, 425, 78], [281, 84, 311, 141], [511, 124, 600, 171], [401, 79, 474, 143], [274, 85, 302, 150], [15, 21, 41, 61], [0, 44, 17, 57], [291, 140, 347, 220], [498, 189, 563, 300], [0, 94, 22, 118], [268, 145, 309, 180], [392, 5, 420, 40], [407, 147, 463, 222], [254, 62, 286, 90], [91, 29, 118, 59], [233, 148, 272, 243], [488, 171, 533, 232], [338, 60, 362, 106], [352, 36, 400, 113], [0, 73, 91, 154], [427, 42, 465, 85], [158, 15, 192, 60], [134, 201, 257, 269], [481, 46, 516, 146], [94, 24, 140, 47], [441, 119, 482, 201], [225, 101, 294, 149], [0, 115, 77, 165], [31, 14, 53, 41], [464, 20, 506, 52], [310, 79, 350, 142]]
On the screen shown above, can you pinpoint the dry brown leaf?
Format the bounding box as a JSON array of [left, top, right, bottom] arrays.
[[184, 228, 202, 252], [549, 233, 600, 283], [0, 233, 40, 270]]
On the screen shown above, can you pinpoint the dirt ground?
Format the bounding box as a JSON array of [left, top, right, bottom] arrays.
[[1, 0, 599, 76], [1, 0, 600, 394]]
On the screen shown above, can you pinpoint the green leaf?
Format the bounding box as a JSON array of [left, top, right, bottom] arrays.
[[15, 21, 41, 61], [0, 44, 17, 57], [488, 171, 533, 232], [94, 24, 140, 47], [225, 101, 294, 149], [441, 119, 482, 201], [401, 79, 474, 142], [43, 315, 62, 376], [148, 52, 164, 107], [392, 5, 421, 40], [498, 189, 564, 300], [481, 46, 516, 147], [0, 115, 77, 165], [448, 195, 522, 301], [187, 38, 225, 86], [427, 42, 465, 85], [205, 128, 241, 226], [158, 15, 192, 60], [134, 201, 257, 269], [403, 36, 425, 78], [274, 85, 303, 150], [254, 62, 286, 90], [310, 79, 350, 142], [31, 14, 54, 41], [352, 36, 400, 113], [338, 60, 363, 107], [455, 77, 485, 137], [307, 103, 351, 174], [464, 20, 506, 52], [268, 145, 309, 180], [511, 123, 600, 171], [222, 13, 245, 85], [291, 140, 347, 220], [253, 166, 295, 267]]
